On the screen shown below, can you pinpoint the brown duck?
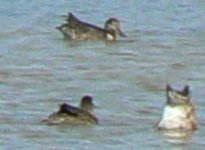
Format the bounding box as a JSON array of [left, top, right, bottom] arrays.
[[43, 95, 98, 125], [56, 12, 126, 41]]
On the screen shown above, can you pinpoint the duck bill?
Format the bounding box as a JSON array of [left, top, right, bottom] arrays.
[[118, 29, 126, 37]]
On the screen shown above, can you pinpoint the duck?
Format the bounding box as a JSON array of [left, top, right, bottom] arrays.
[[157, 84, 196, 131], [42, 95, 98, 125], [56, 12, 126, 41]]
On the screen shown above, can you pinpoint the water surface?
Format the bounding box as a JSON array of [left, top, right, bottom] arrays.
[[0, 0, 205, 149]]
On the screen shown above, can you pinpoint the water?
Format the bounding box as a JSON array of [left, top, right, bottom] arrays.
[[0, 0, 205, 149]]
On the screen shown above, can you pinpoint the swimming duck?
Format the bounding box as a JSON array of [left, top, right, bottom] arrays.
[[43, 95, 98, 125], [157, 85, 196, 131], [56, 12, 126, 41]]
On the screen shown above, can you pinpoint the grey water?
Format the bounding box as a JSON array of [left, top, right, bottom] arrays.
[[0, 0, 205, 149]]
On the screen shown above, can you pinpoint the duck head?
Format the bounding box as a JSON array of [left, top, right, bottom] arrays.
[[104, 18, 126, 38], [80, 95, 95, 112]]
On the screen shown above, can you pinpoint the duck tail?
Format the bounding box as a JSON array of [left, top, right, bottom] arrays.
[[66, 12, 79, 23]]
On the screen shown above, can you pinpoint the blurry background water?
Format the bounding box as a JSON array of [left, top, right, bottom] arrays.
[[0, 0, 205, 149]]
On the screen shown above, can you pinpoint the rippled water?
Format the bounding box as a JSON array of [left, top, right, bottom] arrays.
[[1, 0, 205, 149]]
